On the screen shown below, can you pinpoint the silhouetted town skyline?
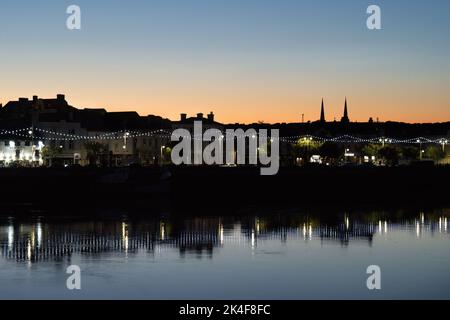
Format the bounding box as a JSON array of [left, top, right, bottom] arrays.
[[0, 94, 449, 167], [2, 94, 449, 126]]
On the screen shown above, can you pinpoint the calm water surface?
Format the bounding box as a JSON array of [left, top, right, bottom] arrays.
[[1, 208, 450, 299]]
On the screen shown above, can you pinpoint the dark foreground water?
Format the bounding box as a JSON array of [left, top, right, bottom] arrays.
[[1, 208, 450, 300]]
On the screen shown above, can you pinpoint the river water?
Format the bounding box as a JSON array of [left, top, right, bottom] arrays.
[[1, 208, 449, 299]]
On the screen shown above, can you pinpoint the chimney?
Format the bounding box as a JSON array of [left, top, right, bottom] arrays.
[[57, 94, 65, 101], [197, 113, 204, 119], [33, 95, 38, 102], [180, 113, 187, 121], [207, 112, 214, 122]]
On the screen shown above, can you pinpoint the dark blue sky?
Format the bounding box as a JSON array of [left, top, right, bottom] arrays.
[[1, 0, 449, 123]]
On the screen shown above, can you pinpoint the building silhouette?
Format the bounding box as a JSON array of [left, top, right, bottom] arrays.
[[0, 95, 172, 167], [341, 97, 350, 123], [320, 99, 326, 123], [1, 94, 449, 167]]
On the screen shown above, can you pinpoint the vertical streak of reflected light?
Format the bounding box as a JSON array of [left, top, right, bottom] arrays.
[[30, 230, 35, 248], [251, 229, 255, 249], [219, 223, 224, 245], [160, 222, 165, 241], [26, 239, 31, 261], [122, 222, 129, 253], [36, 222, 42, 248], [8, 225, 14, 251]]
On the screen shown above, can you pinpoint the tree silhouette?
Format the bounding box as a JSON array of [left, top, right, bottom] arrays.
[[424, 145, 446, 161], [42, 145, 62, 167], [319, 142, 343, 164], [378, 146, 400, 166], [84, 142, 109, 167]]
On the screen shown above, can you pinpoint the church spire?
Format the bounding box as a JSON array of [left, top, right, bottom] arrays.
[[320, 98, 325, 123], [344, 97, 348, 118], [341, 97, 350, 123]]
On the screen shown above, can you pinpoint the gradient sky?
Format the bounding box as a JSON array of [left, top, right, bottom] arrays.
[[1, 0, 450, 124]]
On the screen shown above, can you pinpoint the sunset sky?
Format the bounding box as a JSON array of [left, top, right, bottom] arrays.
[[1, 0, 450, 124]]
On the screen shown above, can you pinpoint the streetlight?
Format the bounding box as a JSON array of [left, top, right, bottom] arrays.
[[303, 136, 313, 163], [252, 134, 258, 162], [29, 127, 35, 165], [219, 134, 225, 162], [441, 139, 448, 152], [160, 145, 166, 165], [123, 132, 130, 150], [380, 138, 391, 147], [417, 139, 423, 160]]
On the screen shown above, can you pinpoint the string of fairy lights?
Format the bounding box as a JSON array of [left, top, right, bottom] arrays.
[[0, 127, 448, 146]]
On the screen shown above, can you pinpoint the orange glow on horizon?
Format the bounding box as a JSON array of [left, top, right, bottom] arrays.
[[2, 89, 449, 125]]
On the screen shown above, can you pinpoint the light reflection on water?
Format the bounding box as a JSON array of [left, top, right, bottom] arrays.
[[0, 209, 450, 299]]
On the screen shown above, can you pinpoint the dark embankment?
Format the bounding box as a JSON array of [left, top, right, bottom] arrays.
[[1, 164, 449, 215], [170, 165, 450, 212], [0, 166, 170, 213]]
